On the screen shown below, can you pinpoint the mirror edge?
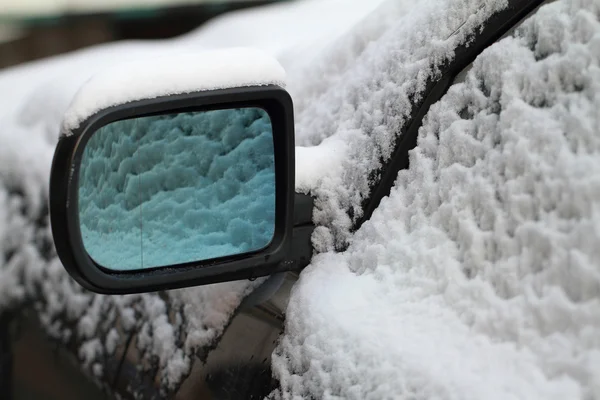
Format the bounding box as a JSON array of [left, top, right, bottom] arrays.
[[50, 85, 295, 294]]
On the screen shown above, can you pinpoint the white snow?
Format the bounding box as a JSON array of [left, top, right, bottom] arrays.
[[291, 0, 512, 249], [0, 0, 393, 394], [61, 48, 285, 134], [272, 0, 600, 398], [295, 135, 349, 194], [1, 0, 599, 397]]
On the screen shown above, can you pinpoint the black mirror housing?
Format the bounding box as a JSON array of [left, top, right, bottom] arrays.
[[50, 85, 295, 294]]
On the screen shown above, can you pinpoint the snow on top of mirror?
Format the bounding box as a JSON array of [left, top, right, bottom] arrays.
[[60, 47, 286, 136]]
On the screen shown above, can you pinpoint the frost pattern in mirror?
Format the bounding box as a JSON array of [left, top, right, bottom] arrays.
[[78, 108, 275, 271]]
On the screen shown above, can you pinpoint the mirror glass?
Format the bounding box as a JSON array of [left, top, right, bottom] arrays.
[[78, 107, 276, 271]]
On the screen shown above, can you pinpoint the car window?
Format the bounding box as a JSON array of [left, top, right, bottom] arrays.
[[1, 0, 596, 398], [272, 0, 600, 398]]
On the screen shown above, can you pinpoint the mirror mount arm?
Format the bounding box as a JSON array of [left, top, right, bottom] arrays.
[[242, 193, 314, 308], [292, 192, 313, 227], [288, 192, 314, 271], [244, 192, 314, 283]]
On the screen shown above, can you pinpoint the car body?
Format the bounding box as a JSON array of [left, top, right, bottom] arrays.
[[1, 0, 599, 399]]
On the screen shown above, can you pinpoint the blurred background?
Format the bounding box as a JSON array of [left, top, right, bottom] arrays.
[[0, 0, 286, 68]]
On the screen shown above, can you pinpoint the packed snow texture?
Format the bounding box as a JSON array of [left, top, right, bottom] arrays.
[[0, 0, 392, 393], [80, 108, 275, 270], [272, 0, 600, 399], [2, 0, 599, 397], [292, 0, 513, 250], [61, 48, 286, 134]]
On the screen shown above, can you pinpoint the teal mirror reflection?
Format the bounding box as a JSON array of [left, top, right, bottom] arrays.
[[78, 107, 276, 271]]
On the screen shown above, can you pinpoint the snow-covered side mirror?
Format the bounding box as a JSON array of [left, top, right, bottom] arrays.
[[49, 50, 301, 294]]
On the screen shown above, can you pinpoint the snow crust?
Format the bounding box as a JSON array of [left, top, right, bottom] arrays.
[[272, 0, 600, 398], [0, 0, 391, 394], [2, 0, 599, 397], [0, 46, 269, 390], [175, 0, 388, 68], [292, 0, 511, 249], [61, 48, 285, 134], [79, 108, 276, 270]]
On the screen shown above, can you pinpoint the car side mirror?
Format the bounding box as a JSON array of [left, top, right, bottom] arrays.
[[49, 50, 310, 294]]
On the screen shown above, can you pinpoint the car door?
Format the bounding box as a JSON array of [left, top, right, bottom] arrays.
[[3, 0, 593, 398]]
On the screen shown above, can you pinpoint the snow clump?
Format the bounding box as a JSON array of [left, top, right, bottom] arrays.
[[272, 0, 600, 398]]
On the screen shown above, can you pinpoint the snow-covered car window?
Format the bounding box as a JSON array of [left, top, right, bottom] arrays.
[[273, 0, 600, 398], [1, 0, 599, 398], [0, 0, 397, 395]]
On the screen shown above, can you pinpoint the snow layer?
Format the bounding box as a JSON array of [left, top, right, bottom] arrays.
[[61, 48, 285, 134], [272, 0, 600, 398], [0, 46, 269, 391], [79, 108, 275, 270], [292, 0, 511, 250], [175, 0, 389, 69], [3, 0, 600, 397], [0, 0, 393, 395]]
